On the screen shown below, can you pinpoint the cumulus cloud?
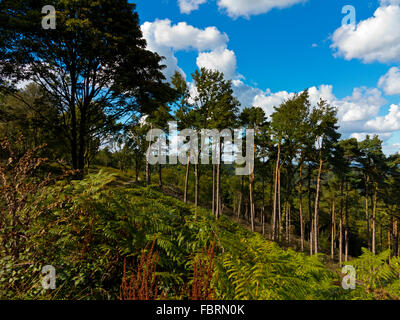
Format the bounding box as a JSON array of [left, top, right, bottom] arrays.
[[230, 80, 400, 141], [351, 132, 393, 142], [178, 0, 207, 14], [196, 48, 237, 79], [364, 104, 400, 132], [331, 4, 400, 63], [378, 67, 400, 95], [176, 0, 306, 17], [380, 0, 400, 5], [141, 19, 237, 80], [217, 0, 306, 18]]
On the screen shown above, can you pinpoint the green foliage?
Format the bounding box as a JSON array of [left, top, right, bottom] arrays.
[[344, 248, 400, 299]]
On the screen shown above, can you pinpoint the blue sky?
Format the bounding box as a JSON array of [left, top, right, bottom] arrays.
[[135, 0, 400, 154]]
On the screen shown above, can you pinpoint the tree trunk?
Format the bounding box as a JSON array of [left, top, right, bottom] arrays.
[[216, 141, 222, 219], [272, 142, 281, 241], [146, 124, 153, 186], [344, 181, 349, 262], [299, 162, 304, 252], [394, 219, 398, 257], [331, 194, 336, 260], [372, 185, 377, 254], [158, 163, 162, 188], [278, 165, 281, 242], [212, 164, 215, 214], [237, 192, 242, 223], [308, 164, 313, 256], [249, 167, 255, 232], [365, 175, 371, 251], [314, 155, 323, 255], [389, 218, 392, 252], [194, 163, 199, 208], [78, 103, 87, 176], [70, 69, 78, 173], [339, 214, 343, 264], [184, 152, 190, 203], [262, 172, 265, 237]]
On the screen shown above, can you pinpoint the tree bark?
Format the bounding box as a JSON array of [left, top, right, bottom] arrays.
[[212, 164, 215, 214], [146, 123, 153, 186], [272, 142, 281, 241], [372, 184, 377, 254], [345, 181, 349, 262], [194, 163, 199, 208], [339, 214, 343, 264], [365, 174, 371, 251], [262, 171, 266, 237], [331, 194, 336, 260], [158, 163, 162, 188], [249, 165, 255, 231], [278, 165, 281, 242], [184, 152, 190, 203], [314, 154, 323, 255], [299, 162, 304, 252], [70, 70, 78, 173]]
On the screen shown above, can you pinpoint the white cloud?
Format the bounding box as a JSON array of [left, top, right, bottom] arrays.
[[217, 0, 306, 18], [176, 0, 306, 17], [178, 0, 207, 14], [336, 87, 386, 123], [364, 104, 400, 132], [351, 132, 393, 142], [378, 67, 400, 95], [380, 0, 400, 5], [331, 4, 400, 63], [141, 19, 237, 80], [196, 48, 237, 79], [231, 80, 399, 140]]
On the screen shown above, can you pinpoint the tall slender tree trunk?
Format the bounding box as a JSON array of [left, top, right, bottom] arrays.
[[146, 123, 153, 186], [365, 175, 371, 251], [158, 164, 162, 188], [299, 162, 304, 252], [237, 176, 243, 222], [184, 152, 190, 203], [278, 165, 282, 241], [262, 172, 266, 237], [339, 214, 343, 264], [310, 220, 313, 256], [216, 141, 222, 219], [285, 202, 290, 245], [212, 164, 215, 214], [389, 217, 392, 252], [345, 181, 349, 262], [314, 154, 323, 255], [272, 142, 281, 241], [70, 70, 78, 173], [308, 164, 313, 256], [78, 104, 87, 175], [372, 185, 377, 254], [249, 165, 255, 231], [331, 194, 336, 260], [394, 219, 398, 257], [194, 163, 199, 208]]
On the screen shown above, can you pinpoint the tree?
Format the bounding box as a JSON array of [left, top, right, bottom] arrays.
[[239, 107, 268, 232], [270, 91, 311, 243], [147, 104, 174, 188], [337, 138, 359, 261], [309, 99, 340, 254], [358, 135, 385, 254], [0, 0, 175, 177], [171, 71, 193, 203], [191, 68, 239, 214]]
